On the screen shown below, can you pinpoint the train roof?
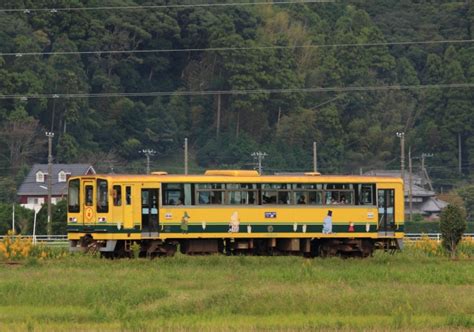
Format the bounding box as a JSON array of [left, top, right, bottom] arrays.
[[69, 170, 403, 184]]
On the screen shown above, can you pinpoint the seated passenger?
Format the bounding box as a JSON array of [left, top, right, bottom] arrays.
[[297, 195, 306, 204], [340, 195, 346, 205]]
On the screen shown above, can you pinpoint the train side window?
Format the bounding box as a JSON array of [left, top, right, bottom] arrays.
[[262, 191, 277, 204], [325, 191, 337, 204], [226, 184, 257, 205], [278, 191, 290, 204], [228, 191, 256, 204], [325, 190, 354, 205], [97, 179, 109, 213], [126, 186, 131, 205], [198, 191, 210, 204], [294, 191, 323, 205], [228, 191, 244, 204], [196, 183, 224, 205], [360, 184, 375, 205], [142, 190, 149, 205], [68, 179, 80, 213], [163, 183, 192, 205], [163, 183, 183, 205], [85, 185, 93, 206], [210, 191, 223, 204], [113, 185, 122, 206], [262, 184, 291, 204], [309, 191, 323, 205], [262, 191, 291, 204]]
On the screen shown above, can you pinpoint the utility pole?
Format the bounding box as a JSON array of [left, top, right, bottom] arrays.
[[184, 138, 188, 175], [313, 141, 317, 172], [12, 204, 15, 234], [139, 149, 156, 174], [396, 132, 405, 182], [408, 146, 413, 223], [251, 152, 267, 175], [421, 153, 434, 191], [45, 131, 54, 236]]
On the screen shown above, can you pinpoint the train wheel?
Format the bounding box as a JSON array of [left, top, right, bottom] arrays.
[[318, 244, 330, 258]]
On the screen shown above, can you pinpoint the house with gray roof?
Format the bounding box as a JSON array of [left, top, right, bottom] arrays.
[[17, 164, 95, 211], [364, 170, 448, 219]]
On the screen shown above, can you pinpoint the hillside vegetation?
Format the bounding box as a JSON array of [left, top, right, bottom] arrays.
[[0, 1, 473, 200]]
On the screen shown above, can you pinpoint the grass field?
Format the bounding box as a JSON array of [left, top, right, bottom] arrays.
[[0, 250, 473, 331]]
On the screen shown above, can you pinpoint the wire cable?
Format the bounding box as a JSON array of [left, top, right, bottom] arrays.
[[0, 0, 334, 13], [1, 83, 474, 100], [3, 39, 474, 57]]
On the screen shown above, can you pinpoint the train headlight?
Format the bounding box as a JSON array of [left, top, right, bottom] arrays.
[[98, 217, 107, 223], [68, 217, 77, 223]]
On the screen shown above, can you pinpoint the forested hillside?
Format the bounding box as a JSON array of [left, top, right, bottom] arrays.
[[0, 0, 473, 202]]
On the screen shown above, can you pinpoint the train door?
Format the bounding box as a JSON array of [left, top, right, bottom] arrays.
[[378, 189, 395, 234], [83, 180, 96, 225], [123, 185, 134, 229], [141, 188, 159, 235], [112, 184, 124, 226]]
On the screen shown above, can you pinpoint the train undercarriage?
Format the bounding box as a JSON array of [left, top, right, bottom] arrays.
[[70, 236, 401, 258]]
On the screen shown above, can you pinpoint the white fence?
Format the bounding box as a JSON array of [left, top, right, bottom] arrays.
[[1, 234, 474, 246], [404, 233, 474, 242], [0, 235, 68, 246]]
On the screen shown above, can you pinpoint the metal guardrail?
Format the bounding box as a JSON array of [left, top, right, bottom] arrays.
[[1, 234, 473, 246]]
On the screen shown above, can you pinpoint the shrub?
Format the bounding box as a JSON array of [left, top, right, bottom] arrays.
[[457, 237, 474, 258], [440, 205, 467, 259], [0, 231, 70, 262], [408, 235, 443, 257], [0, 230, 33, 261]]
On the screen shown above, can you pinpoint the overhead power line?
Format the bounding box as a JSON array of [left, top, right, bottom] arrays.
[[0, 0, 333, 13], [1, 83, 474, 100], [3, 39, 474, 57]]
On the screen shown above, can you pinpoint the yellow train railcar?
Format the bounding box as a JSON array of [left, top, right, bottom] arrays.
[[67, 170, 404, 257]]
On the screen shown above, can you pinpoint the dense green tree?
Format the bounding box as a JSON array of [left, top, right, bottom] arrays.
[[52, 199, 67, 235], [0, 203, 33, 235], [0, 177, 17, 204], [457, 185, 474, 221], [440, 204, 467, 259], [0, 1, 472, 190], [0, 106, 44, 176]]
